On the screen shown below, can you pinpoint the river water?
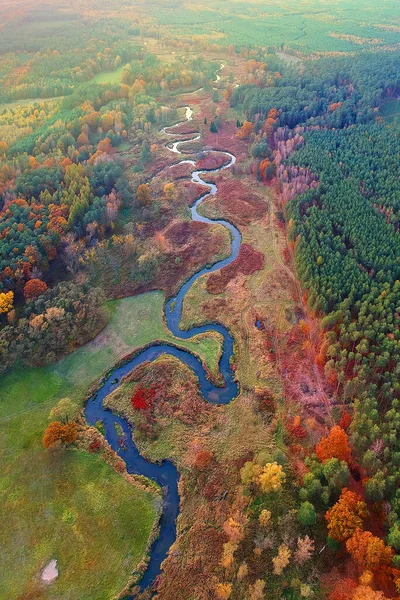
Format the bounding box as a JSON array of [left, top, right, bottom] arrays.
[[85, 95, 241, 595]]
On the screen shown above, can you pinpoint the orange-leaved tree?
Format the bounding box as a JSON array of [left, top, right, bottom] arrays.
[[237, 121, 254, 140], [327, 578, 357, 600], [43, 421, 78, 449], [23, 278, 48, 300], [215, 583, 232, 599], [316, 425, 351, 464], [352, 586, 389, 600], [137, 183, 151, 206], [346, 529, 394, 571], [326, 488, 368, 542], [0, 141, 8, 156]]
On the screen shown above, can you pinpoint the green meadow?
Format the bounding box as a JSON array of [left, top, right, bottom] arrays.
[[0, 291, 221, 599]]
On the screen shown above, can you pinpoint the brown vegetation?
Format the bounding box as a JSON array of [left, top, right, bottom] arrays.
[[206, 244, 265, 294]]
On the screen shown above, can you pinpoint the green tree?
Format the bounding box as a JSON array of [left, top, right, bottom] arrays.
[[297, 502, 316, 527]]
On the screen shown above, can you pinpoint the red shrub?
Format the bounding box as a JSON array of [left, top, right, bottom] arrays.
[[88, 438, 103, 453], [131, 387, 155, 410], [194, 449, 213, 470], [340, 412, 352, 431], [114, 459, 126, 473]]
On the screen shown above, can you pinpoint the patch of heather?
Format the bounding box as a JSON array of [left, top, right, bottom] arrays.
[[196, 152, 230, 171], [206, 243, 265, 294], [203, 177, 268, 225], [178, 181, 210, 205]]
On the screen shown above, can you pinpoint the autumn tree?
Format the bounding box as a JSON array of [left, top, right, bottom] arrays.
[[267, 108, 279, 120], [316, 426, 352, 464], [259, 509, 271, 527], [326, 489, 368, 542], [43, 421, 78, 448], [240, 460, 262, 485], [237, 563, 248, 581], [327, 579, 357, 600], [77, 132, 89, 147], [237, 121, 254, 140], [272, 543, 291, 575], [346, 529, 394, 571], [23, 278, 48, 300], [49, 397, 79, 424], [224, 87, 233, 102], [215, 583, 232, 599], [294, 535, 315, 564], [137, 183, 151, 206], [194, 449, 213, 470], [352, 586, 389, 600], [97, 137, 112, 153], [0, 141, 8, 156], [220, 540, 237, 570], [163, 182, 175, 200], [248, 580, 265, 600], [258, 462, 286, 493], [260, 158, 274, 181], [0, 291, 14, 314]]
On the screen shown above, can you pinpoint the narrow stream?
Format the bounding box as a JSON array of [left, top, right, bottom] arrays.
[[85, 85, 241, 595]]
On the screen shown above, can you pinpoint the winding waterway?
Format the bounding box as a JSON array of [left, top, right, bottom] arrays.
[[85, 93, 241, 595]]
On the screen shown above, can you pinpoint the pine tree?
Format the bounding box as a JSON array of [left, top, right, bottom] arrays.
[[210, 121, 218, 133]]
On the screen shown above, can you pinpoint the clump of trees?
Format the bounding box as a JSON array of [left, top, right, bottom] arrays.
[[0, 281, 106, 372]]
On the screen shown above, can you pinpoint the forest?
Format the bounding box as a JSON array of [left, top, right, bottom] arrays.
[[1, 1, 400, 600]]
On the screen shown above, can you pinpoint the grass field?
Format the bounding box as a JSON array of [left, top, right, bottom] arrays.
[[0, 291, 221, 599], [146, 0, 400, 53], [91, 66, 124, 84], [380, 98, 400, 122], [0, 447, 156, 600]]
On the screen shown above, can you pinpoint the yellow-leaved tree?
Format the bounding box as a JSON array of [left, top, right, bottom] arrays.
[[215, 583, 232, 600], [273, 543, 291, 575], [258, 462, 286, 493], [0, 291, 14, 314]]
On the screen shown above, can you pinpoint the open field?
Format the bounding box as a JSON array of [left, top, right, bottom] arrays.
[[380, 98, 400, 122], [91, 66, 124, 84], [0, 291, 220, 599], [145, 0, 400, 53], [0, 447, 156, 600]]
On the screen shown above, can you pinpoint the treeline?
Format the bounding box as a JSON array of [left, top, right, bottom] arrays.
[[286, 122, 400, 400], [231, 52, 400, 129], [265, 52, 400, 553], [232, 47, 400, 583]]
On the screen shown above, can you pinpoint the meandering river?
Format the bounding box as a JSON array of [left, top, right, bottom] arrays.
[[85, 89, 241, 595]]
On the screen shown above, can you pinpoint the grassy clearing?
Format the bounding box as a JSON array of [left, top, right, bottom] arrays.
[[0, 291, 221, 599], [0, 96, 63, 110], [116, 141, 132, 152], [0, 443, 156, 600], [91, 66, 124, 84], [380, 98, 400, 122], [149, 0, 400, 53]]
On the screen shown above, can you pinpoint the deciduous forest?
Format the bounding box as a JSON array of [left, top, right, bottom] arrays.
[[1, 1, 400, 599]]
